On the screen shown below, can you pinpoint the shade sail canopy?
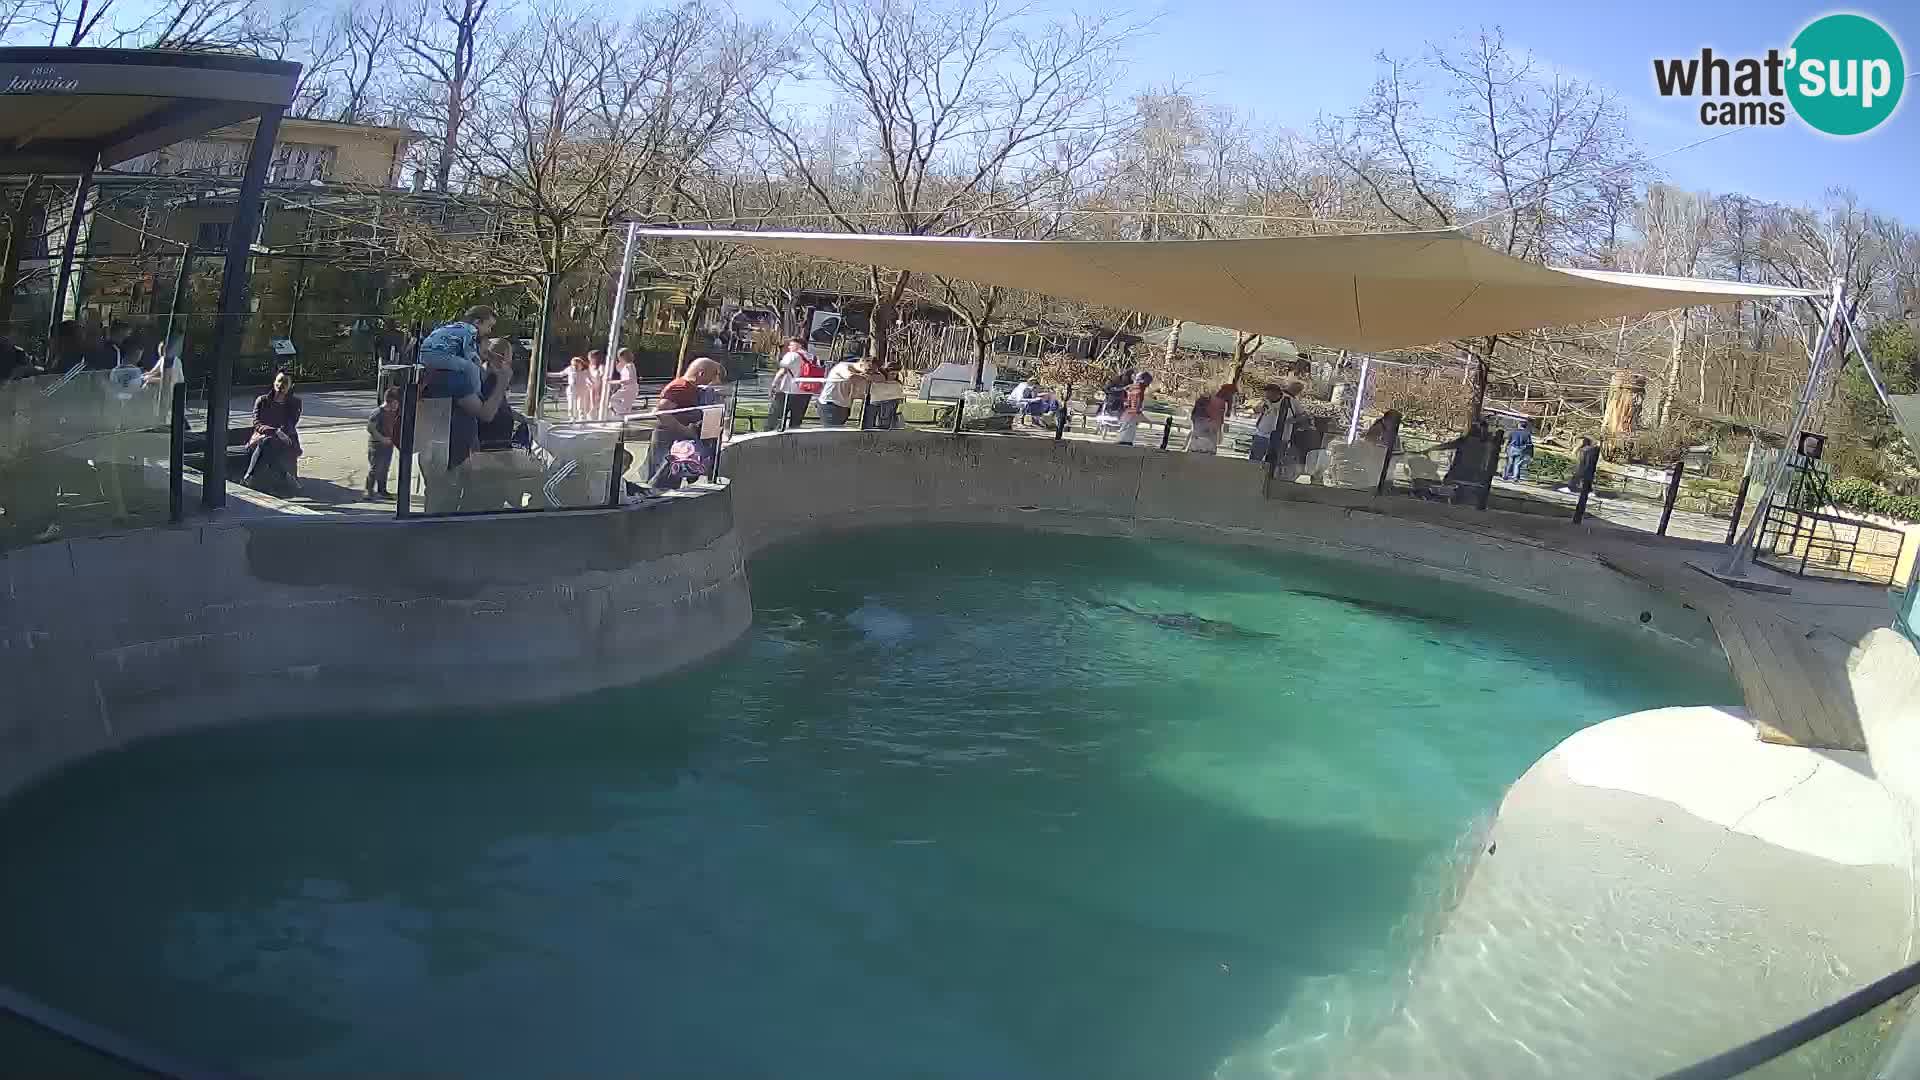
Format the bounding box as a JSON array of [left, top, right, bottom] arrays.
[[643, 228, 1817, 352], [0, 48, 299, 174]]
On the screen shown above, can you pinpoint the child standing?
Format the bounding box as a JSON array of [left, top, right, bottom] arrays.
[[584, 351, 608, 420], [608, 347, 640, 419], [1117, 371, 1152, 445], [364, 386, 402, 498], [549, 356, 590, 420]]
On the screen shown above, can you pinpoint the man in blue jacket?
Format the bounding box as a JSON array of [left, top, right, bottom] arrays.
[[1503, 419, 1535, 482]]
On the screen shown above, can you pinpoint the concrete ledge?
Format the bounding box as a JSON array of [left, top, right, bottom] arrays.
[[1302, 706, 1912, 1078], [726, 429, 1724, 654], [0, 487, 752, 801], [3, 425, 1915, 1075]]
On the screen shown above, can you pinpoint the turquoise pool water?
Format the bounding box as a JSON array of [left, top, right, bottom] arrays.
[[0, 526, 1738, 1078]]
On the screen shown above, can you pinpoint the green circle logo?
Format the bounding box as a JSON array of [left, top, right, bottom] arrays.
[[1787, 14, 1905, 136]]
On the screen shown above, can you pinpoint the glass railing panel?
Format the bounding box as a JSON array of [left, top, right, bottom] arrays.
[[1, 365, 180, 550]]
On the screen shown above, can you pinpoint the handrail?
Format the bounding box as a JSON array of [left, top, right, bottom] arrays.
[[1658, 957, 1920, 1079], [0, 984, 254, 1080]]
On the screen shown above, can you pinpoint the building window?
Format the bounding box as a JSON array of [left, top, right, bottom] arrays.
[[195, 222, 232, 250]]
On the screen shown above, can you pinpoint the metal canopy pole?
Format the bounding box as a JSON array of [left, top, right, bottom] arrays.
[[1346, 356, 1372, 444], [1720, 278, 1845, 576], [46, 158, 96, 351], [597, 221, 639, 421], [161, 244, 193, 349], [203, 107, 284, 510]]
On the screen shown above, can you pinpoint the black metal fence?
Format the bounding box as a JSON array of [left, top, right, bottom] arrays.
[[1756, 503, 1907, 586]]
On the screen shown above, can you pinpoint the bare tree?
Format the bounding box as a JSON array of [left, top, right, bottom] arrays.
[[640, 149, 792, 373], [0, 0, 44, 40], [336, 0, 401, 122], [27, 0, 116, 45], [1636, 184, 1710, 425], [400, 0, 500, 192], [727, 249, 850, 340], [0, 177, 46, 332], [1322, 28, 1644, 424], [396, 3, 779, 406], [285, 0, 400, 122], [749, 0, 1136, 364]]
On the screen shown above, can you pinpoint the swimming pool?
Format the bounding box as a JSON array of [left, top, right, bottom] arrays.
[[0, 525, 1739, 1077]]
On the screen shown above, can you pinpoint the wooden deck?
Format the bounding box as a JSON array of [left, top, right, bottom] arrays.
[[1704, 585, 1868, 750]]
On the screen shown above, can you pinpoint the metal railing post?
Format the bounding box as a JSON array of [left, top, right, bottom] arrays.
[[394, 366, 418, 519], [951, 391, 966, 436], [1476, 436, 1500, 511], [1374, 423, 1399, 495], [168, 382, 186, 523], [606, 438, 626, 507], [1160, 417, 1172, 450], [1725, 473, 1752, 545], [1658, 460, 1686, 536], [1571, 448, 1599, 524]]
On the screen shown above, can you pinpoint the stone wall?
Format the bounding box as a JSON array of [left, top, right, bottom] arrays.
[[0, 426, 1807, 803], [0, 489, 752, 801], [725, 428, 1723, 653]]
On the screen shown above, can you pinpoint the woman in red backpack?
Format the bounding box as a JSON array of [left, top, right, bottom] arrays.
[[769, 337, 825, 430]]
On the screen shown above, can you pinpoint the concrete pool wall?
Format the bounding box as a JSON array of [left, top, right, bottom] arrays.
[[0, 489, 752, 802], [0, 425, 1824, 805], [725, 429, 1726, 654], [3, 425, 1919, 1073]]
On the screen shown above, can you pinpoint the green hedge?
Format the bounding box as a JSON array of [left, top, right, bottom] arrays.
[[1529, 449, 1575, 484], [1831, 475, 1920, 523]]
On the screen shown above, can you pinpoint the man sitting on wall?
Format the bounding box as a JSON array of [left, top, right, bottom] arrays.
[[417, 343, 513, 512]]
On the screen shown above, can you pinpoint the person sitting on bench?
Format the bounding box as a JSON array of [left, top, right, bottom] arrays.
[[244, 369, 303, 495]]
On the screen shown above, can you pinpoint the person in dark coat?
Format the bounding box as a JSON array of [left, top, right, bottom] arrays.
[[243, 369, 304, 495]]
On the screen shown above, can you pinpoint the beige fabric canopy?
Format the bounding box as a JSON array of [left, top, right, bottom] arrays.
[[644, 228, 1816, 352]]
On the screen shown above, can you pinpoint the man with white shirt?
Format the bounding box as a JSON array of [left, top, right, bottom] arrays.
[[816, 356, 867, 427], [1248, 384, 1290, 462], [1009, 380, 1037, 425]]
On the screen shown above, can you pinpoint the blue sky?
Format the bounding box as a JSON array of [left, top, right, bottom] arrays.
[[752, 0, 1919, 221], [1130, 0, 1916, 218]]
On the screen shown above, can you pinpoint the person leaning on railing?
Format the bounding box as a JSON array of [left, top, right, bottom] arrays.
[[816, 356, 868, 427], [416, 345, 513, 511], [864, 359, 906, 429], [647, 358, 723, 490]]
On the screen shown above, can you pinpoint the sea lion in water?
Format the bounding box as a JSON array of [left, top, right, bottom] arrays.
[[1094, 603, 1275, 640], [1290, 589, 1464, 627]]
